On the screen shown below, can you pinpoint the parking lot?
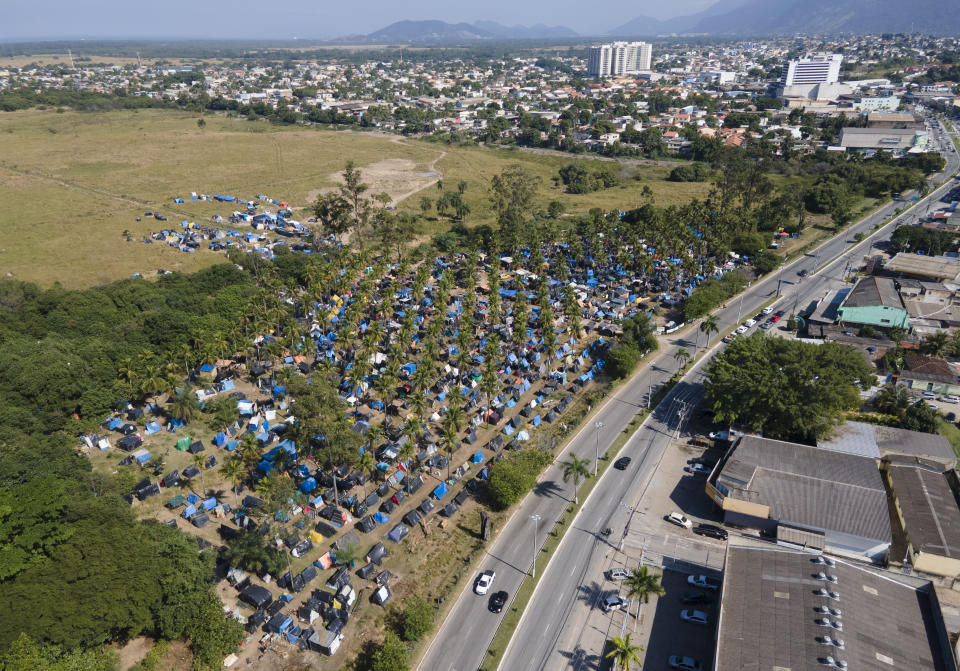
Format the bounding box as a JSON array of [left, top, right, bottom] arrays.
[[641, 569, 719, 671]]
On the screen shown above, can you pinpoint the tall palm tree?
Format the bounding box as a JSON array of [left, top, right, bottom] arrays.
[[923, 331, 950, 358], [605, 634, 644, 671], [440, 426, 459, 480], [444, 405, 465, 434], [221, 457, 246, 506], [192, 452, 207, 497], [561, 454, 591, 504], [698, 315, 720, 353], [356, 449, 375, 497], [874, 384, 910, 418], [624, 566, 666, 604], [673, 348, 690, 373], [169, 390, 201, 424]]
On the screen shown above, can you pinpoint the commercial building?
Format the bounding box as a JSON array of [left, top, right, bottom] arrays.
[[839, 127, 929, 153], [587, 42, 651, 78], [895, 354, 960, 397], [836, 276, 910, 329], [884, 253, 960, 282], [887, 463, 960, 578], [714, 544, 955, 671], [706, 435, 892, 561], [781, 53, 843, 87]]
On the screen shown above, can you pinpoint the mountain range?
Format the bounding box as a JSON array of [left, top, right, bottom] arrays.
[[612, 0, 960, 36], [361, 19, 578, 43]]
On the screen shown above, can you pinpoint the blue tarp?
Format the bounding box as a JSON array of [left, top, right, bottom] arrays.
[[219, 379, 235, 391], [107, 417, 122, 430], [225, 440, 238, 451], [199, 363, 216, 373], [299, 477, 317, 494], [144, 421, 162, 435], [432, 482, 449, 500], [182, 504, 197, 519], [202, 497, 217, 511], [135, 451, 151, 464], [472, 449, 484, 463], [213, 432, 228, 447], [373, 512, 390, 524]]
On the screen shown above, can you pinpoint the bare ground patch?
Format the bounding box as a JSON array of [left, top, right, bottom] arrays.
[[305, 157, 443, 208]]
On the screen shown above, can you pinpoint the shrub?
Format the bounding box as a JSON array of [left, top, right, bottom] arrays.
[[399, 596, 434, 642], [488, 450, 552, 510]]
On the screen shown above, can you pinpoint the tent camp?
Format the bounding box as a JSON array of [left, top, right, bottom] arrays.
[[366, 542, 388, 566], [239, 584, 273, 609], [402, 510, 421, 527]]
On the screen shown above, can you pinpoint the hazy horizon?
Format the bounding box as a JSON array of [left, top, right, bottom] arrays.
[[3, 0, 719, 42]]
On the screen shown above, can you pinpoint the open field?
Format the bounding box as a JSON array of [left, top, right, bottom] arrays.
[[0, 109, 713, 287]]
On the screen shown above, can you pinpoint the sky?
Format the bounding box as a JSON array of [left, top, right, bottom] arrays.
[[2, 0, 720, 41]]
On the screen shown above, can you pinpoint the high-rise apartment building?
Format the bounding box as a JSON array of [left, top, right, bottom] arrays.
[[780, 53, 843, 87], [587, 41, 652, 77]]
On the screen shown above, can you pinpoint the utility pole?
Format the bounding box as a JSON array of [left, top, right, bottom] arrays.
[[776, 261, 785, 297], [530, 513, 541, 577], [736, 291, 745, 324], [593, 421, 604, 476]]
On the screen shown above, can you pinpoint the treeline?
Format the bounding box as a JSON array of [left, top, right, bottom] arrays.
[[558, 162, 620, 194], [683, 271, 747, 321], [0, 266, 258, 669], [0, 86, 176, 112], [605, 314, 659, 379]]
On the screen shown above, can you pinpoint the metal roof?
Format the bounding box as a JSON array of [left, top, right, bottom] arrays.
[[817, 421, 882, 459], [715, 544, 953, 671], [716, 436, 891, 543], [841, 276, 904, 309], [874, 424, 957, 470], [889, 465, 960, 559], [884, 253, 960, 281]]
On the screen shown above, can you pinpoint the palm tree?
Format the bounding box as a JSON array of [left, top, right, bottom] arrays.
[[624, 566, 665, 605], [605, 634, 644, 671], [699, 315, 720, 353], [673, 348, 690, 373], [923, 331, 950, 358], [874, 383, 910, 417], [169, 390, 201, 424], [221, 457, 246, 506], [444, 405, 466, 434], [192, 452, 207, 497], [335, 542, 360, 567], [440, 426, 459, 480], [356, 449, 375, 497], [561, 454, 591, 504]]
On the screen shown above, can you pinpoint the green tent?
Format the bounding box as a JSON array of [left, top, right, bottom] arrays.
[[175, 436, 192, 451]]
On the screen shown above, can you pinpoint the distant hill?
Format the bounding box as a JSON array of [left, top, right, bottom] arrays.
[[613, 0, 960, 35], [362, 19, 578, 43]]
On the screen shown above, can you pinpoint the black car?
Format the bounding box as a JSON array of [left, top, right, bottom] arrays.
[[488, 590, 508, 613], [681, 591, 712, 605], [614, 457, 632, 470], [797, 268, 809, 277], [692, 524, 728, 541]]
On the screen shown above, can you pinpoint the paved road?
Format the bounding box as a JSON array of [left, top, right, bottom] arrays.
[[417, 117, 959, 671]]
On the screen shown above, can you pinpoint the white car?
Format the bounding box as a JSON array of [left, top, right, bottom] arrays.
[[941, 395, 960, 404], [680, 609, 709, 625], [474, 570, 495, 595], [922, 391, 937, 400], [607, 567, 630, 581], [735, 326, 748, 335], [669, 656, 703, 671], [667, 512, 693, 529], [761, 306, 774, 315], [687, 574, 718, 590], [744, 319, 757, 328]]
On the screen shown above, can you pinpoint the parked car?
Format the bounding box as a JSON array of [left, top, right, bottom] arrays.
[[614, 457, 632, 470], [474, 570, 496, 595], [770, 314, 781, 323], [669, 656, 703, 671], [607, 568, 630, 581], [692, 524, 728, 541], [681, 591, 712, 605], [735, 326, 748, 335], [601, 596, 629, 612], [927, 402, 939, 410], [761, 306, 774, 315], [760, 321, 774, 330], [684, 463, 709, 475], [687, 575, 718, 590], [744, 319, 757, 328], [680, 610, 709, 625], [941, 395, 960, 404], [922, 391, 937, 400], [488, 590, 508, 613], [667, 512, 692, 529], [798, 269, 809, 277]]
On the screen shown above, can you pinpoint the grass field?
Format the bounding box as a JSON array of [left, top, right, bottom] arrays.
[[0, 109, 713, 288]]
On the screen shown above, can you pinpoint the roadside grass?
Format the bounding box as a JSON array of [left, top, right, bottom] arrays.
[[938, 418, 960, 459], [477, 409, 649, 671]]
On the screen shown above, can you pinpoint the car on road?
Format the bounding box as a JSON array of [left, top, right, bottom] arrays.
[[669, 656, 703, 671], [775, 310, 785, 317], [761, 306, 774, 315], [474, 570, 496, 595], [798, 269, 809, 277], [680, 610, 709, 625], [722, 333, 737, 343], [488, 590, 508, 613], [607, 567, 630, 581], [942, 395, 960, 404], [744, 318, 757, 328], [601, 595, 629, 612], [667, 512, 693, 529], [614, 457, 632, 470], [692, 524, 728, 541], [687, 575, 719, 590], [684, 463, 709, 475], [681, 591, 712, 605]]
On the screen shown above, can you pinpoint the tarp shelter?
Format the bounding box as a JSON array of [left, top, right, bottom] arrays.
[[202, 497, 217, 511], [356, 516, 376, 533], [175, 436, 192, 451], [357, 563, 377, 580], [419, 500, 435, 516], [239, 584, 273, 609], [472, 450, 485, 463], [386, 523, 410, 543], [213, 432, 228, 447], [373, 512, 390, 524], [299, 477, 317, 494], [442, 503, 458, 517], [133, 449, 151, 464], [326, 566, 350, 591], [187, 441, 205, 454], [432, 482, 449, 500], [402, 510, 421, 527], [144, 421, 162, 435], [166, 495, 186, 508], [372, 585, 392, 606], [314, 552, 334, 570], [366, 542, 388, 566], [162, 471, 181, 488], [315, 521, 338, 538], [192, 513, 210, 528]]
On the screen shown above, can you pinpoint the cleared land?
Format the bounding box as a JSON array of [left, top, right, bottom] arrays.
[[0, 109, 712, 287]]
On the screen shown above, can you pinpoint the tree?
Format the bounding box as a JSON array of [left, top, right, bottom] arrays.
[[399, 595, 434, 642], [623, 565, 665, 604], [699, 315, 720, 353], [192, 452, 207, 496], [874, 384, 910, 417], [440, 426, 459, 480], [371, 632, 409, 671], [705, 336, 876, 441], [356, 449, 375, 497], [334, 542, 360, 568], [420, 196, 432, 217], [312, 192, 352, 241], [922, 331, 950, 358], [487, 450, 551, 510], [196, 118, 206, 130], [220, 457, 245, 506], [673, 348, 690, 372], [560, 454, 590, 504], [490, 165, 541, 247], [605, 633, 643, 670]]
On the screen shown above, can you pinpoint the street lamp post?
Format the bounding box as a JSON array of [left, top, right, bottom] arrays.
[[776, 261, 785, 297], [530, 513, 541, 577], [593, 421, 604, 476]]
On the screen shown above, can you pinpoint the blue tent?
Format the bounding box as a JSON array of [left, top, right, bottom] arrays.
[[225, 440, 238, 451], [299, 477, 317, 494], [106, 417, 123, 430], [135, 451, 152, 464], [182, 504, 197, 519], [472, 449, 485, 463], [144, 421, 162, 435], [432, 482, 449, 500], [199, 363, 216, 374], [373, 512, 390, 524], [213, 432, 228, 447]]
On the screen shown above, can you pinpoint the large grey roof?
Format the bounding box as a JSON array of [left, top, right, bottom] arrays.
[[841, 276, 903, 309], [817, 421, 882, 459], [874, 425, 957, 469], [716, 544, 953, 671], [889, 465, 960, 559], [717, 436, 891, 542]]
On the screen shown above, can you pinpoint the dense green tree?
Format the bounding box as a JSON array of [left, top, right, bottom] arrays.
[[370, 632, 409, 671], [399, 596, 434, 642]]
